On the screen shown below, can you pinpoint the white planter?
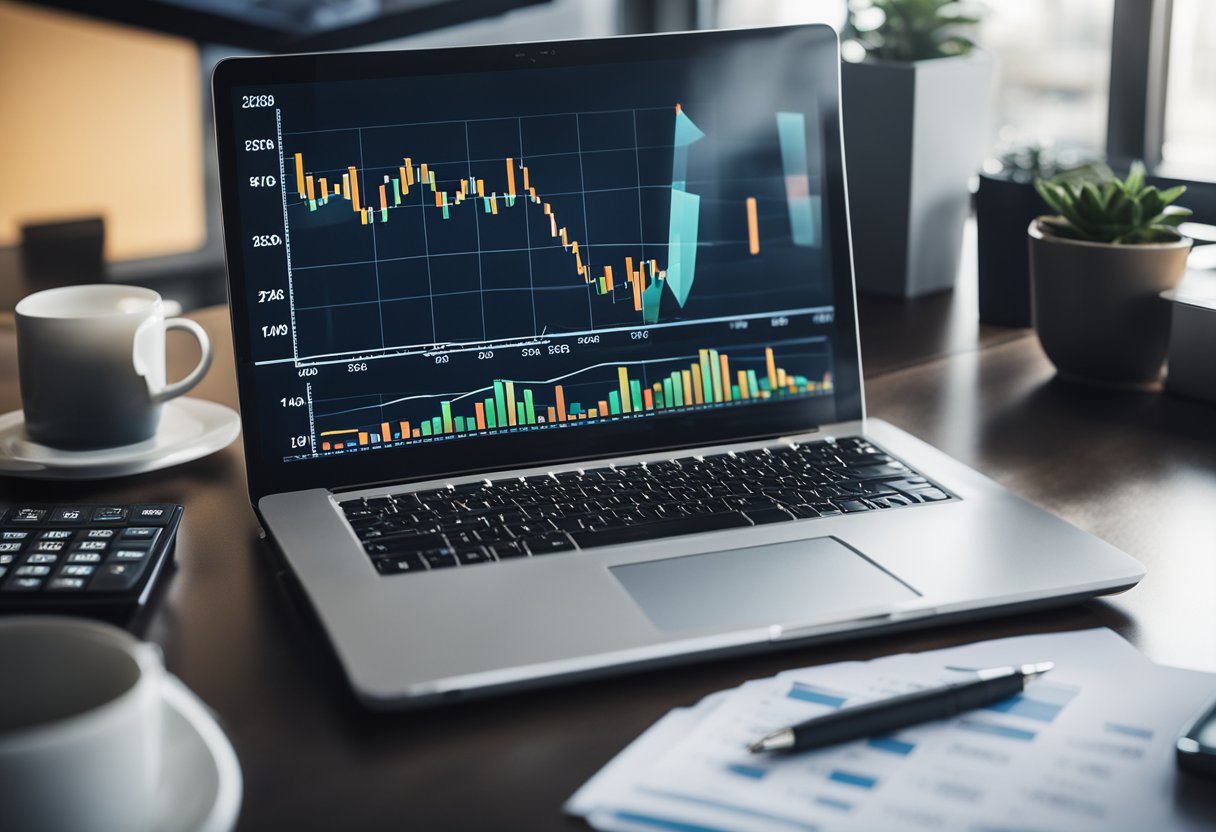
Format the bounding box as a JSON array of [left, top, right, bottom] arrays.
[[842, 51, 992, 297]]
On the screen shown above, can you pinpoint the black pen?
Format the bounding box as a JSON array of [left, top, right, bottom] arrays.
[[748, 661, 1055, 754]]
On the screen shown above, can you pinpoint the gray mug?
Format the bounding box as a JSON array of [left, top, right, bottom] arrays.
[[15, 285, 212, 449]]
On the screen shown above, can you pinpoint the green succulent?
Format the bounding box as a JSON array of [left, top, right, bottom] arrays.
[[1034, 162, 1191, 245], [842, 0, 983, 62]]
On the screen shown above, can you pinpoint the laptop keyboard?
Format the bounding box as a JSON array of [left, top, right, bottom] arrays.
[[339, 436, 951, 577]]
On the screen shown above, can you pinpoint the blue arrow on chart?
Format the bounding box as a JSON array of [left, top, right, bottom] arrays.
[[662, 104, 705, 313]]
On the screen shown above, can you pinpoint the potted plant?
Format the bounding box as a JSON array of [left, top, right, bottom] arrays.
[[1030, 162, 1192, 384], [841, 0, 992, 297], [977, 145, 1109, 327]]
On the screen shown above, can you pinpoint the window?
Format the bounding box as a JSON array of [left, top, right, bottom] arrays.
[[979, 0, 1115, 154], [1162, 0, 1216, 176]]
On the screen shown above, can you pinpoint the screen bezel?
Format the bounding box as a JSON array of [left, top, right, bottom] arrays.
[[212, 25, 864, 502]]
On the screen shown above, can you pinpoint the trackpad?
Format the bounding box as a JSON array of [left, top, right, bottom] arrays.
[[610, 536, 918, 632]]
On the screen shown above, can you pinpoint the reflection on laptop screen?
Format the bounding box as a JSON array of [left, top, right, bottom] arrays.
[[228, 34, 840, 467]]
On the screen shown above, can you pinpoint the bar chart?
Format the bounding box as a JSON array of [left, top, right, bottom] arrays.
[[311, 343, 833, 452]]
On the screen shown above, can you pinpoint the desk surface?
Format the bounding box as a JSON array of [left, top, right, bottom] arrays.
[[1, 292, 1214, 831]]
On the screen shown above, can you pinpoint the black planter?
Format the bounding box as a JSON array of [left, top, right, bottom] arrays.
[[975, 173, 1048, 327]]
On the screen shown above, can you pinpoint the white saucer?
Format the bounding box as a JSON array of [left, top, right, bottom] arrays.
[[156, 675, 243, 832], [0, 398, 241, 480]]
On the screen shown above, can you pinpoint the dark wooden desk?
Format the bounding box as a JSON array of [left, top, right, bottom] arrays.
[[1, 296, 1213, 831]]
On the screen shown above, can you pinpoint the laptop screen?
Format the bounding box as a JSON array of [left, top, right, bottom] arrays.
[[214, 26, 861, 498]]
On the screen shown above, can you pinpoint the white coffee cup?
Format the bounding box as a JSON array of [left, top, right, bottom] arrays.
[[15, 284, 212, 449], [0, 617, 165, 832]]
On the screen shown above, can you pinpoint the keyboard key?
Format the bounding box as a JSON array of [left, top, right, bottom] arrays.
[[26, 553, 59, 565], [836, 500, 872, 513], [1, 531, 29, 540], [84, 528, 117, 539], [0, 542, 23, 553], [49, 507, 89, 524], [7, 508, 47, 523], [363, 532, 446, 557], [3, 577, 43, 592], [68, 552, 103, 564], [88, 561, 149, 592], [73, 541, 109, 552], [47, 577, 86, 591], [110, 549, 148, 562], [374, 553, 426, 575], [39, 530, 75, 540], [33, 541, 66, 553], [489, 541, 528, 559], [121, 527, 161, 541], [570, 512, 751, 550], [455, 546, 493, 565], [0, 554, 14, 565], [506, 520, 556, 538], [743, 507, 794, 525], [15, 565, 51, 577], [915, 488, 951, 502], [521, 533, 576, 555], [422, 549, 457, 569], [60, 564, 96, 577], [91, 506, 129, 523], [129, 505, 176, 526]]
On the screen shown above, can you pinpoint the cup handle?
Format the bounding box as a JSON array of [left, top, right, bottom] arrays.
[[152, 318, 213, 404]]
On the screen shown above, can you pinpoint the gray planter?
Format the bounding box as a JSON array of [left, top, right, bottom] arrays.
[[1028, 219, 1192, 384], [842, 52, 992, 297]]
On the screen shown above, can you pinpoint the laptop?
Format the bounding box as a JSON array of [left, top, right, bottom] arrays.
[[211, 24, 1144, 709]]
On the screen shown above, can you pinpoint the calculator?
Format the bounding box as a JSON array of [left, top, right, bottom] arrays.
[[0, 504, 183, 617]]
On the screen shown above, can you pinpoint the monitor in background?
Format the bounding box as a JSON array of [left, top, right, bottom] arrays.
[[0, 0, 206, 264]]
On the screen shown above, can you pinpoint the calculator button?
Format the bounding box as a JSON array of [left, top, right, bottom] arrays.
[[33, 541, 66, 553], [60, 564, 95, 577], [88, 561, 148, 592], [84, 529, 116, 539], [2, 531, 30, 540], [110, 549, 148, 562], [7, 508, 47, 523], [121, 527, 161, 541], [72, 540, 109, 552], [40, 530, 75, 540], [48, 507, 89, 524], [47, 577, 86, 591], [90, 506, 129, 523], [26, 553, 59, 565], [0, 566, 6, 579], [14, 565, 50, 577], [3, 577, 42, 592], [67, 552, 103, 564], [130, 505, 175, 526], [0, 542, 24, 553], [0, 554, 14, 565]]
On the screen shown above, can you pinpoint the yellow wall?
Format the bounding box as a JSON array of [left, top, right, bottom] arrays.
[[0, 1, 205, 260]]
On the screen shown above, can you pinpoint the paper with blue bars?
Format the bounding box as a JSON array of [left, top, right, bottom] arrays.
[[566, 629, 1216, 832]]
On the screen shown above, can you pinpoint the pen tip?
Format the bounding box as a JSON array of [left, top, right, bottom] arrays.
[[747, 728, 795, 753]]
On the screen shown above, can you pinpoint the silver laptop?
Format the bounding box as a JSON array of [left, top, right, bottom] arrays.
[[212, 25, 1143, 709]]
